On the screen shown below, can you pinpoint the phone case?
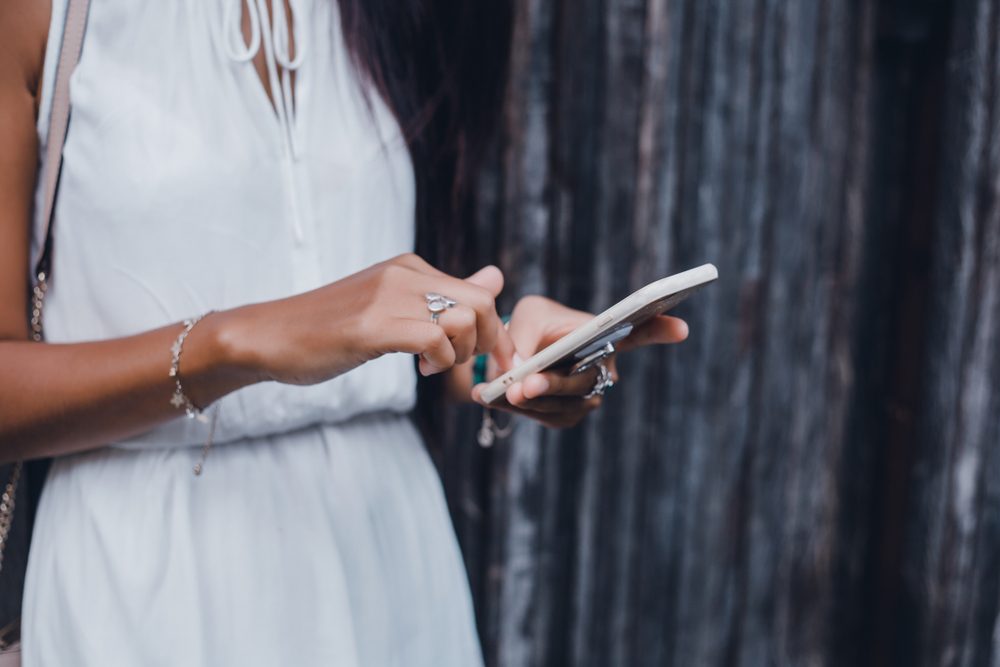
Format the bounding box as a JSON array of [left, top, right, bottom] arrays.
[[479, 263, 718, 405]]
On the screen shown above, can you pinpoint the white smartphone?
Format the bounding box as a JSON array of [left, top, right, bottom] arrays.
[[479, 263, 719, 405]]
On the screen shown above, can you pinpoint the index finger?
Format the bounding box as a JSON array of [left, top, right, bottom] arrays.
[[490, 320, 516, 373], [401, 258, 507, 358]]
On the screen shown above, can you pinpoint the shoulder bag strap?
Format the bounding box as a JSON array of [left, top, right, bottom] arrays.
[[0, 0, 93, 645], [31, 0, 93, 341]]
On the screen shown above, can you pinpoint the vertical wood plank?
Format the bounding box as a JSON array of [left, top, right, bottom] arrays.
[[898, 0, 1000, 664], [435, 1, 1000, 665]]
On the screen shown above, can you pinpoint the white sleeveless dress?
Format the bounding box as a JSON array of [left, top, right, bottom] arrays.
[[21, 1, 483, 665]]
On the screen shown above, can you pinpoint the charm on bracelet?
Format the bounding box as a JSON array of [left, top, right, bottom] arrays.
[[169, 312, 214, 422]]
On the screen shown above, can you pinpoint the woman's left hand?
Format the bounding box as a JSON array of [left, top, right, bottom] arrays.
[[470, 295, 689, 428]]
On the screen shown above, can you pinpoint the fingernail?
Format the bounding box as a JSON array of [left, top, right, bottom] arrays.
[[513, 353, 524, 366], [678, 320, 690, 339], [420, 363, 442, 376]]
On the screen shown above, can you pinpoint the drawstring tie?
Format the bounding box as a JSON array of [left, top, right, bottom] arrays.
[[222, 0, 307, 242]]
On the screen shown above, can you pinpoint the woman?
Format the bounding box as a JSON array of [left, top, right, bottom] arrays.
[[0, 0, 689, 664]]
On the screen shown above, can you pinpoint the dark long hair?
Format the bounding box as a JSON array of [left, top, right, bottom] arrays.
[[337, 1, 514, 268], [335, 2, 514, 438]]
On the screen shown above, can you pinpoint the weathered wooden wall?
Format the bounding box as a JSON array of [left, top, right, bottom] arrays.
[[434, 1, 1000, 665], [892, 0, 1000, 665]]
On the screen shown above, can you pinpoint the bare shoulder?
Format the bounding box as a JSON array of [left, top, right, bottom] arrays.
[[0, 0, 50, 341]]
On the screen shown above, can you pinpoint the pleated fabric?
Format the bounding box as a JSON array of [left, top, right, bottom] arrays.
[[24, 416, 483, 666]]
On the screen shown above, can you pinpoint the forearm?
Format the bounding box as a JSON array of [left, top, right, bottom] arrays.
[[0, 310, 258, 460], [0, 255, 516, 459]]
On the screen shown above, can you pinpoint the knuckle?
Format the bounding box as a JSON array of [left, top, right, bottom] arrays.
[[429, 326, 450, 348], [417, 326, 441, 351], [470, 287, 495, 314], [455, 307, 477, 329]]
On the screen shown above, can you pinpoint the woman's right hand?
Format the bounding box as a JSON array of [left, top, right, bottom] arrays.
[[0, 253, 515, 456], [216, 253, 515, 387]]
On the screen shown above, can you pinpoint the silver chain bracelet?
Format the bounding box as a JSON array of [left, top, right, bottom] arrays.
[[169, 312, 213, 420], [168, 312, 219, 476]]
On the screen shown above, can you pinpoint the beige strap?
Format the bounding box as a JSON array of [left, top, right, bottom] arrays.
[[0, 0, 92, 592], [33, 0, 92, 278]]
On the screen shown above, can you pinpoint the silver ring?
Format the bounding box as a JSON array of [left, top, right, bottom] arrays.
[[570, 341, 616, 375], [583, 360, 615, 399], [425, 292, 457, 324]]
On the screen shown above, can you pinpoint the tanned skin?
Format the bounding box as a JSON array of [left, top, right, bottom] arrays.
[[0, 0, 687, 459]]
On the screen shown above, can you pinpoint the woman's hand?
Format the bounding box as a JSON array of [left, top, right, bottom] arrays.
[[0, 253, 516, 457], [470, 295, 688, 429], [216, 254, 515, 388]]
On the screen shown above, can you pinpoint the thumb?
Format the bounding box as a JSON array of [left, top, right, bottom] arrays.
[[464, 265, 504, 297]]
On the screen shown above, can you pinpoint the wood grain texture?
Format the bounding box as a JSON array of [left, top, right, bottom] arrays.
[[0, 0, 992, 664], [443, 0, 879, 664], [895, 0, 1000, 665], [435, 0, 1000, 665]]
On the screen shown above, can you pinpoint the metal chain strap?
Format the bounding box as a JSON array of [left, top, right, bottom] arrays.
[[1, 7, 91, 647], [0, 461, 23, 572], [0, 271, 47, 573], [30, 271, 48, 342]]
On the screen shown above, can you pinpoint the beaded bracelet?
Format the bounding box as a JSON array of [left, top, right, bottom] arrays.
[[167, 312, 223, 476]]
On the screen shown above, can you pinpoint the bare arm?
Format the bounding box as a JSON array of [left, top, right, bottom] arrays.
[[0, 1, 514, 460], [0, 0, 45, 342], [1, 258, 514, 460], [1, 255, 514, 460], [0, 9, 268, 457], [0, 0, 236, 456], [0, 318, 259, 458]]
